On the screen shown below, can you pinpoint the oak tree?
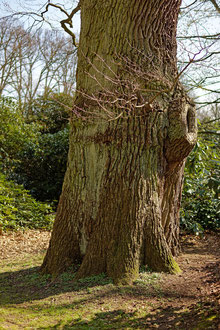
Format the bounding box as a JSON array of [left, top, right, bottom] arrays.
[[41, 0, 197, 284]]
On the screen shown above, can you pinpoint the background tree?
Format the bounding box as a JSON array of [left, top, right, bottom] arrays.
[[0, 18, 20, 96], [178, 0, 220, 112], [41, 0, 197, 284], [0, 18, 77, 117]]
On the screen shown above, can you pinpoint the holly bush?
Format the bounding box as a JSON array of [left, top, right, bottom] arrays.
[[26, 93, 72, 134]]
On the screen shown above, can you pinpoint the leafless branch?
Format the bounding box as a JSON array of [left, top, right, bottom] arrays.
[[203, 117, 220, 124], [208, 0, 220, 13], [180, 0, 199, 10], [177, 33, 220, 40], [72, 50, 198, 121], [41, 1, 81, 46]]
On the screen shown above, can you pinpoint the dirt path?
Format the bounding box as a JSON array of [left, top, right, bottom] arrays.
[[0, 231, 219, 329], [159, 234, 220, 329]]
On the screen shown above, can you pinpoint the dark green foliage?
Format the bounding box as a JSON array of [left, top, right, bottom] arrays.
[[1, 95, 71, 203], [0, 97, 37, 171], [181, 176, 220, 234], [11, 128, 69, 202], [27, 93, 72, 134], [181, 120, 220, 234], [0, 173, 54, 231]]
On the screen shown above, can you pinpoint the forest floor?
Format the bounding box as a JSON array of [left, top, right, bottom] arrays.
[[0, 230, 219, 329]]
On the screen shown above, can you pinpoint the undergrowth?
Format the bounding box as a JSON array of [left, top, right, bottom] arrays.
[[0, 173, 54, 232]]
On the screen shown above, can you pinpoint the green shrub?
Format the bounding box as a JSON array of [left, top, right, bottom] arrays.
[[10, 128, 69, 202], [181, 127, 220, 234], [26, 93, 72, 134], [0, 173, 54, 231], [181, 177, 220, 234], [0, 96, 37, 172], [0, 95, 70, 203]]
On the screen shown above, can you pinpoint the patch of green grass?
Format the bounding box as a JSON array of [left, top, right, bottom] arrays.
[[136, 271, 161, 284], [78, 273, 112, 286], [0, 254, 44, 272]]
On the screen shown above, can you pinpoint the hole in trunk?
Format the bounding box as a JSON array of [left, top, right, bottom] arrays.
[[186, 106, 196, 133]]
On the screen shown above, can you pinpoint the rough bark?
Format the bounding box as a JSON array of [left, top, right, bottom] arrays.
[[41, 0, 197, 284]]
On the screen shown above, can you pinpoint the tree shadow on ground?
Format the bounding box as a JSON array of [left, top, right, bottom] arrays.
[[181, 235, 220, 257], [0, 235, 219, 329], [38, 302, 220, 330], [0, 235, 219, 306], [0, 267, 198, 308], [0, 266, 113, 305], [0, 264, 200, 307]]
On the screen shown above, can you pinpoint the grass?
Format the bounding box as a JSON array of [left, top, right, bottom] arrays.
[[0, 253, 164, 329], [0, 252, 219, 329]]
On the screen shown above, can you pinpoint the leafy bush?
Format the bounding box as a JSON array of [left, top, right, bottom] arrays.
[[0, 173, 54, 231], [11, 128, 69, 202], [0, 97, 37, 172], [26, 93, 72, 134], [181, 178, 220, 234], [181, 124, 220, 234], [0, 95, 70, 203]]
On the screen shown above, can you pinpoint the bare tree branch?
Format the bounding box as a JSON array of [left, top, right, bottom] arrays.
[[180, 0, 199, 10], [41, 1, 81, 46], [203, 117, 220, 124], [178, 33, 220, 40], [208, 0, 220, 13]]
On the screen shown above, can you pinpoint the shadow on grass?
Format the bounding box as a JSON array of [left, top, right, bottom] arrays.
[[0, 264, 200, 308], [37, 303, 220, 330], [0, 265, 114, 305]]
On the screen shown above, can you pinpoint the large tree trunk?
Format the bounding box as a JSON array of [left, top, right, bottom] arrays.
[[41, 0, 197, 284]]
